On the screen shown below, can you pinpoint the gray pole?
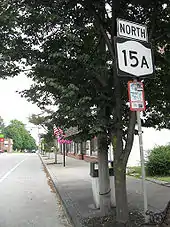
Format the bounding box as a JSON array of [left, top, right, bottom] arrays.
[[63, 143, 66, 167], [136, 111, 148, 220], [54, 138, 58, 164]]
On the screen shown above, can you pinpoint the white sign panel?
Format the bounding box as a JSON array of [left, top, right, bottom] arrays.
[[128, 82, 146, 111], [117, 18, 148, 42], [115, 37, 153, 77]]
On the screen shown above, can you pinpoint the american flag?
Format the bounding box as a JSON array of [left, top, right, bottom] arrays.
[[53, 126, 63, 138]]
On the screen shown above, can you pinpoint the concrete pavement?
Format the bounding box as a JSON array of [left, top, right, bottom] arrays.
[[0, 153, 72, 227], [41, 153, 170, 226]]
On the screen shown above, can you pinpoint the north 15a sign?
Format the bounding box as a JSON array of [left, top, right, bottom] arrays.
[[128, 81, 146, 111], [114, 37, 154, 77]]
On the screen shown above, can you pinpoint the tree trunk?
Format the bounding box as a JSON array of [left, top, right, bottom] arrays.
[[80, 142, 84, 159], [97, 134, 111, 215], [114, 160, 129, 227], [114, 111, 136, 226]]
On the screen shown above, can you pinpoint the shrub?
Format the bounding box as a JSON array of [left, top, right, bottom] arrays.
[[146, 145, 170, 176]]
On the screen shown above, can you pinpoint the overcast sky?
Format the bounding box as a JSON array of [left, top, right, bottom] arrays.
[[0, 74, 41, 142]]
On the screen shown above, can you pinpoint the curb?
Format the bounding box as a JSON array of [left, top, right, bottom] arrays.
[[38, 154, 75, 227], [127, 174, 170, 188], [145, 178, 170, 188]]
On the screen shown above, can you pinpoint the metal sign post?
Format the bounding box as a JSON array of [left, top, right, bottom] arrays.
[[136, 111, 148, 221], [128, 80, 148, 220]]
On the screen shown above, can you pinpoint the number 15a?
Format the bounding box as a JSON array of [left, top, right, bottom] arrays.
[[122, 50, 149, 68]]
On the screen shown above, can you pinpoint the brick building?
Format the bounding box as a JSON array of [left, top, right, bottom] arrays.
[[0, 138, 13, 152]]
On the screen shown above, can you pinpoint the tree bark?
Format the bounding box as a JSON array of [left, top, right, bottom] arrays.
[[114, 160, 129, 226], [114, 112, 136, 226], [80, 142, 83, 159], [97, 134, 111, 215]]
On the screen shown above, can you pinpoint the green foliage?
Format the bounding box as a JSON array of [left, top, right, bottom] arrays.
[[4, 119, 37, 151], [0, 1, 169, 139], [146, 145, 170, 176], [5, 0, 168, 136], [42, 130, 54, 153]]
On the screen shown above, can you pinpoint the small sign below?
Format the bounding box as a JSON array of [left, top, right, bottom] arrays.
[[117, 18, 148, 42], [128, 81, 146, 111]]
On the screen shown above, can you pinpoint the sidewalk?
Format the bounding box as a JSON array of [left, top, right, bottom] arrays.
[[40, 154, 170, 226]]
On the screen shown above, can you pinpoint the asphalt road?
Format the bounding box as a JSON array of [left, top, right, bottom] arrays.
[[0, 153, 72, 227]]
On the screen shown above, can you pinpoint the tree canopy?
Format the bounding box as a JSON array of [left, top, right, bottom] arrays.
[[1, 0, 168, 132], [4, 120, 37, 151], [0, 0, 169, 225]]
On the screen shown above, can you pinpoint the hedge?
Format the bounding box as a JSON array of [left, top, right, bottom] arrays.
[[146, 145, 170, 176]]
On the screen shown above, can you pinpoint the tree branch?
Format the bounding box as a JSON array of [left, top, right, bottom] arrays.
[[153, 32, 167, 42], [82, 1, 115, 60], [98, 24, 115, 60], [149, 4, 158, 41]]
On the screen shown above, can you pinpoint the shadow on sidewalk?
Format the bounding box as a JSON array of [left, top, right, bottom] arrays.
[[40, 155, 146, 227]]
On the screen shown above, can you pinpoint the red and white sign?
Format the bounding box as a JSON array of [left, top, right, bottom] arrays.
[[0, 138, 4, 142], [128, 81, 146, 111]]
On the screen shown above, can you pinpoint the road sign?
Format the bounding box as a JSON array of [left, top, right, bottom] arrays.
[[117, 18, 148, 42], [65, 126, 80, 138], [114, 37, 154, 77], [117, 18, 149, 220], [0, 138, 4, 142], [128, 81, 146, 111]]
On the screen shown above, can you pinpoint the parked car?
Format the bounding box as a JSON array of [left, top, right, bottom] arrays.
[[0, 150, 4, 153]]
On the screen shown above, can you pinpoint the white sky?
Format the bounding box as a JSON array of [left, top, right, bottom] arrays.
[[0, 74, 42, 143]]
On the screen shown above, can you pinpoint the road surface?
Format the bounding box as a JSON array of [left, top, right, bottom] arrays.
[[0, 153, 72, 227]]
